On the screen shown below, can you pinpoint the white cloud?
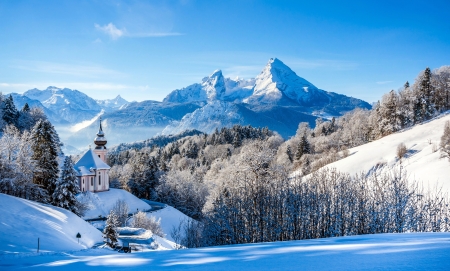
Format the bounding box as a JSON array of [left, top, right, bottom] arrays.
[[95, 23, 124, 40], [94, 22, 183, 40]]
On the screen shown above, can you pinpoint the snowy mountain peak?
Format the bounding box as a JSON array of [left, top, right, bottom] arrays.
[[202, 69, 226, 100], [247, 58, 319, 105], [164, 69, 228, 103]]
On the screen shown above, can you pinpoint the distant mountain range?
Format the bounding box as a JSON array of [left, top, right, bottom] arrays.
[[9, 58, 371, 151]]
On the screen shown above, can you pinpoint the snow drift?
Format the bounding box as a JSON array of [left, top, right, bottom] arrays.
[[0, 193, 103, 254]]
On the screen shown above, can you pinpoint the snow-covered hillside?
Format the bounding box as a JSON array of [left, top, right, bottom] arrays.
[[77, 189, 193, 242], [78, 189, 152, 220], [323, 112, 450, 191], [2, 233, 450, 270], [0, 193, 102, 254]]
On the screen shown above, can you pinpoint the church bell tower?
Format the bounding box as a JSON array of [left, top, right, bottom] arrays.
[[93, 117, 107, 163]]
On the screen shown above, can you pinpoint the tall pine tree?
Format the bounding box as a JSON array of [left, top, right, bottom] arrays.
[[418, 67, 435, 121], [31, 119, 60, 202], [103, 210, 119, 248], [296, 133, 311, 160], [52, 156, 81, 215], [2, 94, 18, 126]]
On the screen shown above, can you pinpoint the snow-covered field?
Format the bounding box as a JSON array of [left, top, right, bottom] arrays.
[[2, 232, 449, 270], [324, 112, 450, 191], [0, 193, 103, 254]]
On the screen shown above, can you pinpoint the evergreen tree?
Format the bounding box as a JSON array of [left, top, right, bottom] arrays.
[[52, 156, 81, 215], [286, 145, 293, 163], [296, 133, 310, 160], [17, 103, 34, 131], [103, 210, 119, 248], [404, 81, 410, 89], [418, 67, 435, 121], [232, 132, 242, 148], [2, 95, 18, 126], [21, 103, 30, 113], [31, 119, 60, 201]]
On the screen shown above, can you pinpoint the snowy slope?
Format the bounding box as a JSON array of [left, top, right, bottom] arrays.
[[162, 100, 244, 135], [78, 189, 152, 220], [147, 206, 194, 243], [2, 233, 450, 270], [323, 112, 450, 191], [0, 193, 103, 254]]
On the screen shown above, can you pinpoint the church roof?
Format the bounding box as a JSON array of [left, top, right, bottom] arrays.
[[74, 149, 110, 176]]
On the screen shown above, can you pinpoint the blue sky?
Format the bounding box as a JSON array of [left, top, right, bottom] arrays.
[[0, 0, 449, 103]]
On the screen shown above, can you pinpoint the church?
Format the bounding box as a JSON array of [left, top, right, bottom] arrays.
[[74, 120, 111, 192]]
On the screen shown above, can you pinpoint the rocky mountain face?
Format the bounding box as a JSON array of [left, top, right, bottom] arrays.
[[162, 58, 371, 136]]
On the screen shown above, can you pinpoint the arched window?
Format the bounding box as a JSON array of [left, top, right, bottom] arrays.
[[91, 177, 93, 186], [99, 174, 101, 185]]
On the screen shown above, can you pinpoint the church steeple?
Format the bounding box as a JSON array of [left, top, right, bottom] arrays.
[[94, 117, 107, 149]]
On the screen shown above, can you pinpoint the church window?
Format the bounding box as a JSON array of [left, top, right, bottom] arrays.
[[91, 177, 93, 186], [99, 174, 101, 185]]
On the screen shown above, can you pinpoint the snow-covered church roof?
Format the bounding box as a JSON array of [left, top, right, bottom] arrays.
[[74, 149, 110, 176]]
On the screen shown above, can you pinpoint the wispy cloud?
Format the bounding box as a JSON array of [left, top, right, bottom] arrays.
[[94, 22, 183, 40], [376, 80, 393, 85], [12, 61, 124, 78], [95, 23, 124, 40]]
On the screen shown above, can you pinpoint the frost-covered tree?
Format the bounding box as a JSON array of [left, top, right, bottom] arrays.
[[31, 119, 60, 201], [2, 95, 18, 126], [17, 103, 35, 131], [414, 67, 435, 122], [112, 199, 129, 227], [378, 90, 401, 136], [52, 156, 81, 215], [295, 133, 310, 160], [130, 211, 165, 237], [103, 210, 119, 248]]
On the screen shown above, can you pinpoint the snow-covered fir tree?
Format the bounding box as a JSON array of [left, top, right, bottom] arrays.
[[295, 133, 310, 160], [415, 67, 435, 122], [103, 210, 119, 248], [2, 95, 18, 126], [31, 119, 60, 202], [52, 156, 81, 215]]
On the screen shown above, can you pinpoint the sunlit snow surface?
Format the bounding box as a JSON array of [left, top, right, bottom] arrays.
[[293, 111, 450, 192], [2, 233, 450, 270]]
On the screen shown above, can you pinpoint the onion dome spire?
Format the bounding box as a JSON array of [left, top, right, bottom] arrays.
[[94, 117, 107, 149]]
